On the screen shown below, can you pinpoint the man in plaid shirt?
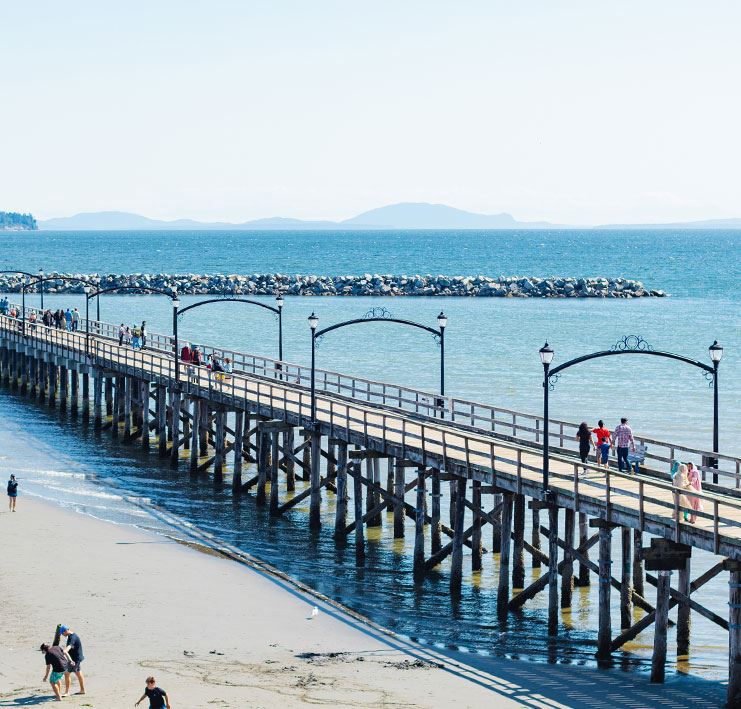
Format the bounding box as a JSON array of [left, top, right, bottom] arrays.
[[613, 417, 635, 472]]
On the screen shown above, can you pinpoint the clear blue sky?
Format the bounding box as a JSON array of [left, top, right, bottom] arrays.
[[2, 1, 739, 224]]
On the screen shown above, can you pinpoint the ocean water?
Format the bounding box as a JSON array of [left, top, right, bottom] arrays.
[[0, 229, 738, 690]]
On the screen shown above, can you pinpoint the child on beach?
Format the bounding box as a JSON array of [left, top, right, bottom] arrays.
[[135, 676, 171, 709], [40, 642, 72, 702], [7, 474, 18, 511]]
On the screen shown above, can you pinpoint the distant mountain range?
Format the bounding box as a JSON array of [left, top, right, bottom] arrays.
[[34, 203, 741, 230]]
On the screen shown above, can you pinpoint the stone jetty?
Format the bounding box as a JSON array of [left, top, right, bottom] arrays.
[[0, 273, 667, 297]]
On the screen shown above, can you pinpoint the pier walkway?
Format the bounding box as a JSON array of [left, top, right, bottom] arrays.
[[1, 311, 740, 704]]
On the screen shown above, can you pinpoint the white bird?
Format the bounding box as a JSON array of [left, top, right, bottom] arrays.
[[310, 606, 319, 619]]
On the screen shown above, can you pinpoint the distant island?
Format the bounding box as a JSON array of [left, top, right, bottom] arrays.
[[33, 202, 741, 231], [1, 211, 37, 231]]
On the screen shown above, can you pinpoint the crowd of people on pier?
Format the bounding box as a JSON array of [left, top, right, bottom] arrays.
[[179, 343, 233, 381], [118, 321, 147, 350], [574, 416, 704, 523]]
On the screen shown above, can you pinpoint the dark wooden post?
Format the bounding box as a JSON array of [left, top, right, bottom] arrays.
[[104, 376, 113, 416], [393, 459, 405, 538], [93, 373, 102, 430], [633, 528, 644, 597], [448, 478, 457, 529], [269, 430, 280, 514], [471, 479, 482, 572], [123, 377, 132, 442], [140, 381, 150, 447], [198, 401, 209, 456], [70, 369, 79, 414], [512, 494, 526, 589], [677, 556, 691, 657], [334, 443, 348, 543], [561, 507, 575, 608], [352, 462, 365, 563], [497, 492, 514, 621], [368, 457, 382, 527], [232, 410, 244, 491], [621, 527, 633, 630], [651, 570, 672, 683], [112, 377, 121, 439], [302, 430, 311, 481], [59, 366, 68, 410], [548, 504, 560, 635], [309, 430, 321, 530], [284, 427, 295, 491], [491, 492, 502, 553], [81, 371, 89, 417], [182, 395, 190, 450], [170, 390, 182, 468], [157, 386, 167, 457], [214, 407, 225, 479], [413, 467, 426, 576], [257, 429, 269, 505], [577, 512, 590, 586], [726, 560, 741, 708], [531, 507, 542, 569], [431, 468, 442, 554], [593, 519, 614, 661], [450, 476, 467, 592], [189, 398, 201, 472]]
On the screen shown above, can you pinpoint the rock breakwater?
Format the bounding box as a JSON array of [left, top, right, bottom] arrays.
[[0, 273, 667, 298]]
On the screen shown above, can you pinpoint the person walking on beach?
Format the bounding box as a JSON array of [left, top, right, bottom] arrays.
[[119, 324, 125, 346], [40, 642, 72, 702], [60, 626, 86, 696], [71, 307, 80, 332], [135, 676, 171, 709], [592, 420, 612, 469], [7, 474, 18, 511], [612, 417, 635, 472], [576, 422, 593, 474]]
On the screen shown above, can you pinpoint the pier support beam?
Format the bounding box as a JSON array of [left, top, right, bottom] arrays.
[[621, 527, 634, 630], [393, 459, 405, 538], [651, 570, 672, 683], [257, 428, 269, 505], [497, 492, 514, 622], [309, 430, 321, 530], [633, 528, 644, 597], [592, 518, 616, 662], [352, 462, 365, 564], [82, 372, 89, 417], [531, 507, 542, 570], [726, 560, 741, 708], [577, 512, 590, 586], [157, 386, 167, 457], [124, 377, 132, 441], [512, 494, 525, 589], [548, 505, 560, 635], [334, 443, 348, 543], [112, 377, 121, 439], [213, 407, 225, 479], [269, 428, 280, 514], [141, 381, 150, 447], [284, 427, 295, 491], [189, 399, 201, 472], [471, 479, 482, 572], [431, 468, 442, 555], [232, 410, 244, 491], [561, 507, 575, 608], [413, 466, 426, 576], [490, 492, 502, 554], [93, 373, 102, 430], [677, 556, 691, 657], [169, 390, 182, 469], [450, 476, 467, 593]]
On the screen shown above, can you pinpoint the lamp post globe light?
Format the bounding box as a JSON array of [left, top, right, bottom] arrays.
[[709, 340, 723, 479], [308, 312, 319, 423], [539, 343, 555, 495]]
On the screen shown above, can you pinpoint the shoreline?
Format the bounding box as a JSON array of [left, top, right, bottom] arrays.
[[0, 496, 727, 708]]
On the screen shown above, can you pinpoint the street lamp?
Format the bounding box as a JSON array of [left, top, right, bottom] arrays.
[[21, 276, 28, 336], [38, 268, 44, 310], [437, 311, 448, 417], [309, 312, 319, 423], [83, 284, 91, 353], [172, 296, 181, 381], [539, 342, 555, 494], [276, 294, 284, 363], [709, 340, 723, 481]]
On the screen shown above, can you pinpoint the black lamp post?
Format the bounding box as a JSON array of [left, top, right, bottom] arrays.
[[172, 295, 181, 381], [437, 311, 447, 415], [539, 342, 554, 495], [276, 294, 284, 362], [709, 340, 723, 481], [38, 268, 44, 310], [20, 276, 27, 336], [83, 284, 91, 353], [308, 312, 319, 423]]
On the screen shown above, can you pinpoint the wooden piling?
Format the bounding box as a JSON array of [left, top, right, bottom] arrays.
[[104, 376, 113, 416], [633, 528, 644, 597], [726, 560, 741, 707], [309, 431, 321, 530], [70, 369, 79, 414], [157, 386, 167, 457], [431, 468, 442, 555], [531, 507, 542, 569], [352, 463, 365, 563], [393, 458, 405, 538], [170, 390, 182, 468], [497, 492, 514, 621], [189, 398, 201, 472], [471, 479, 482, 572], [81, 372, 89, 416], [112, 377, 121, 439], [450, 476, 467, 592], [595, 520, 614, 661], [334, 443, 348, 543], [561, 507, 575, 608], [124, 377, 132, 441], [512, 494, 526, 589], [413, 467, 426, 575], [93, 373, 102, 430], [141, 381, 150, 447], [269, 430, 279, 514], [577, 512, 590, 586], [257, 429, 269, 505], [651, 570, 672, 683], [491, 492, 502, 554], [548, 505, 559, 635], [213, 407, 225, 478], [621, 527, 633, 630], [677, 556, 691, 657], [232, 409, 244, 491], [284, 427, 295, 491]]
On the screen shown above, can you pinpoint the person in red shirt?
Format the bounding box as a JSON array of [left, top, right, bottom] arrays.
[[592, 420, 612, 469]]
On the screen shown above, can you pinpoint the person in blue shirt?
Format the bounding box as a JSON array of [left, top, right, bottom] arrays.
[[7, 474, 18, 512], [60, 626, 86, 696], [64, 308, 73, 331]]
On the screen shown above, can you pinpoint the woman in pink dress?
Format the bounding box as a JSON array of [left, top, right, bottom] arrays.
[[686, 462, 704, 523]]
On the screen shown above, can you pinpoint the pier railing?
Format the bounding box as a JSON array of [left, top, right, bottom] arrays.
[[11, 305, 741, 487]]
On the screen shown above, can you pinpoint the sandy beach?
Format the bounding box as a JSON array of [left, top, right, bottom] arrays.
[[0, 498, 523, 708]]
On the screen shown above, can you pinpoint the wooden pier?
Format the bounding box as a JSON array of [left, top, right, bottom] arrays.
[[2, 311, 741, 704]]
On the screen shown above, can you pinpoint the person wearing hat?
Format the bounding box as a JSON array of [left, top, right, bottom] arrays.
[[7, 474, 18, 512], [60, 626, 86, 695], [40, 642, 72, 702]]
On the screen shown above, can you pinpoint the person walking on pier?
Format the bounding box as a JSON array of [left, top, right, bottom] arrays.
[[71, 308, 80, 332], [119, 323, 125, 345], [60, 626, 86, 696], [132, 325, 142, 350], [64, 308, 72, 331], [686, 462, 704, 523], [123, 326, 132, 346], [576, 422, 594, 473], [141, 321, 147, 348], [612, 417, 635, 472], [7, 474, 18, 511], [592, 420, 612, 469]]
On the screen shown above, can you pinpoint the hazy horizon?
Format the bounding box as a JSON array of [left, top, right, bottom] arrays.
[[2, 2, 740, 225]]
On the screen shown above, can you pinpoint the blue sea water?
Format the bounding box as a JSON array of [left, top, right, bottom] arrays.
[[0, 229, 738, 689]]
